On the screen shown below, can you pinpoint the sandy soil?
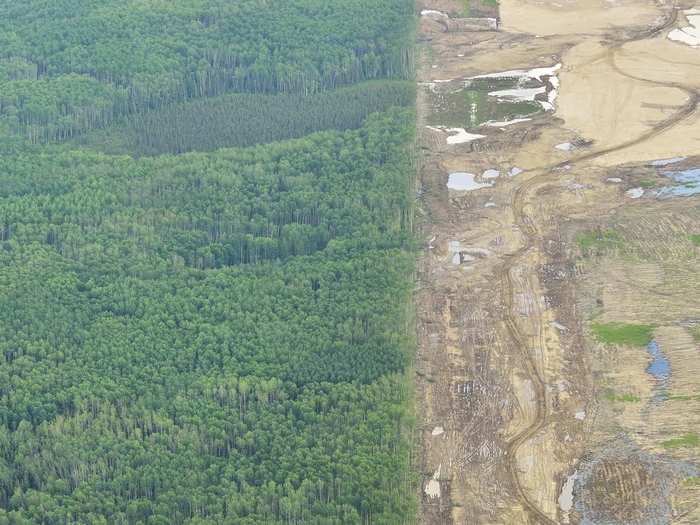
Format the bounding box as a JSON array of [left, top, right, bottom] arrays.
[[415, 0, 700, 523], [499, 0, 663, 36]]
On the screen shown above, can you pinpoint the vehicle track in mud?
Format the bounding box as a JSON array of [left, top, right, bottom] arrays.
[[497, 4, 700, 523]]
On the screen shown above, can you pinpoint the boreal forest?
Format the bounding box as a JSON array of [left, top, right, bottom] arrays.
[[0, 1, 417, 524]]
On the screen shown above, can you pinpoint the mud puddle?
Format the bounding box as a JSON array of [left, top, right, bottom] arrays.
[[643, 339, 670, 406], [646, 340, 670, 384], [656, 167, 700, 198], [447, 172, 494, 191]]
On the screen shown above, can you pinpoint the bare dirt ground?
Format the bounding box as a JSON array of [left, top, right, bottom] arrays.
[[415, 1, 700, 523]]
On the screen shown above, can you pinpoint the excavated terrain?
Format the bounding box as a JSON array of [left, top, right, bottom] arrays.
[[415, 1, 700, 523]]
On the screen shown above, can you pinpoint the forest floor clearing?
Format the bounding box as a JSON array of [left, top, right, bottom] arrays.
[[415, 0, 700, 523]]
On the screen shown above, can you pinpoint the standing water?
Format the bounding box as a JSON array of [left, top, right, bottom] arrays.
[[645, 340, 670, 382], [645, 340, 670, 405], [656, 168, 700, 199]]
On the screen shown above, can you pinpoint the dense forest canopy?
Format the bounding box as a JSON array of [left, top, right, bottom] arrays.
[[0, 0, 415, 144], [0, 108, 417, 525], [73, 80, 416, 155], [0, 0, 417, 523]]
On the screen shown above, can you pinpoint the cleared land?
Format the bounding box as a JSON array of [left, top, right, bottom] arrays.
[[416, 0, 700, 523]]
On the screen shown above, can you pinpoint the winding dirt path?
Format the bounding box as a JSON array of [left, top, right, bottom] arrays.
[[497, 4, 700, 522]]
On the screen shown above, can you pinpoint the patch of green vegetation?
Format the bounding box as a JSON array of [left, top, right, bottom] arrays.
[[668, 393, 700, 402], [690, 325, 700, 344], [576, 229, 622, 256], [0, 108, 419, 523], [74, 80, 416, 155], [638, 179, 658, 188], [591, 323, 654, 347], [467, 0, 499, 10], [0, 1, 417, 145], [683, 477, 700, 486], [0, 0, 419, 520], [690, 234, 700, 247], [604, 390, 641, 403], [662, 434, 700, 449], [428, 82, 540, 129]]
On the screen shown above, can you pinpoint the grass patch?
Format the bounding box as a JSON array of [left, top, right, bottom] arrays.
[[591, 323, 654, 347], [638, 179, 658, 188], [604, 390, 641, 403], [576, 229, 622, 256], [662, 434, 700, 449], [690, 325, 700, 344], [463, 0, 499, 16], [690, 234, 700, 247], [668, 393, 700, 402], [683, 477, 700, 486], [427, 83, 540, 130]]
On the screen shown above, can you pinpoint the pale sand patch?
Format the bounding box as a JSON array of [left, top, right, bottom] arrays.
[[515, 430, 567, 520], [424, 464, 442, 498], [508, 375, 537, 436], [595, 110, 700, 166], [615, 37, 700, 90], [499, 0, 662, 36], [655, 327, 700, 402], [557, 40, 688, 155]]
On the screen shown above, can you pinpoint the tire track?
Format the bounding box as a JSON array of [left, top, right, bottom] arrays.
[[498, 4, 700, 523]]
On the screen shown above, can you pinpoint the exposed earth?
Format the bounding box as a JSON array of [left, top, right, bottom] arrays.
[[415, 1, 700, 523]]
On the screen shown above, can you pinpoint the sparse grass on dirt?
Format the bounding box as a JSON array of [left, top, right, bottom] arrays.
[[662, 434, 700, 449], [576, 229, 622, 256], [464, 0, 498, 16], [591, 323, 654, 347], [668, 393, 700, 401], [690, 234, 700, 247], [690, 325, 700, 344], [683, 477, 700, 486], [604, 390, 641, 403], [638, 179, 658, 188]]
